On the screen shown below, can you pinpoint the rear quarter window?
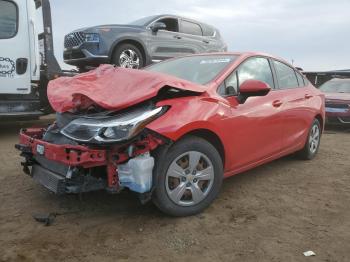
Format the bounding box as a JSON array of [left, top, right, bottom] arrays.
[[0, 0, 17, 39]]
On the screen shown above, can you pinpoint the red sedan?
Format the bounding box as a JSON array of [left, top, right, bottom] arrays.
[[16, 52, 325, 216]]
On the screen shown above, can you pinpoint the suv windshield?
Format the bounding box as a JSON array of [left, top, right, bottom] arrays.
[[145, 55, 237, 84], [319, 79, 350, 93]]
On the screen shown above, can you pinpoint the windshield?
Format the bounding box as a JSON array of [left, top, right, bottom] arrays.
[[319, 79, 350, 93], [129, 16, 158, 26], [145, 55, 237, 85]]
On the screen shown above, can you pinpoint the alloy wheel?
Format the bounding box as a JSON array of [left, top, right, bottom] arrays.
[[119, 49, 140, 69], [309, 124, 320, 154], [165, 151, 214, 206]]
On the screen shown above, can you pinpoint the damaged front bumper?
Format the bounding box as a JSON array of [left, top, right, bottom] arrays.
[[16, 127, 164, 195]]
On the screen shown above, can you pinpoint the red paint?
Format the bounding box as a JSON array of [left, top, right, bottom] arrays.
[[19, 128, 107, 168], [19, 128, 164, 187], [147, 53, 325, 177], [48, 64, 205, 113], [239, 79, 271, 93], [21, 52, 325, 182]]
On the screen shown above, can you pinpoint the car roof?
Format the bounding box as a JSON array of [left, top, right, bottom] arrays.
[[152, 14, 217, 29], [177, 52, 290, 64]]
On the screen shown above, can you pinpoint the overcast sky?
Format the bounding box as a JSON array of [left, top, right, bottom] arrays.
[[50, 0, 350, 71]]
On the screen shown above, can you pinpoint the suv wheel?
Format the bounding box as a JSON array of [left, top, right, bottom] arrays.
[[112, 43, 144, 69], [152, 136, 223, 217]]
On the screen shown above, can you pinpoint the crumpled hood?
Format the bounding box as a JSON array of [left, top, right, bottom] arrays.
[[48, 65, 206, 113]]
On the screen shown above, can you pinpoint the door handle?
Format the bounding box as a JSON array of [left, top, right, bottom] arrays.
[[16, 58, 28, 75], [203, 40, 210, 44], [272, 100, 283, 107], [173, 35, 182, 39], [305, 94, 313, 99]]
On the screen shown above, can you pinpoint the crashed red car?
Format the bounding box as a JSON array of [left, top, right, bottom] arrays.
[[319, 78, 350, 125], [17, 52, 325, 216]]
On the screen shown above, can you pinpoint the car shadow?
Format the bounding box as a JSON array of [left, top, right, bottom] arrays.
[[36, 156, 297, 220]]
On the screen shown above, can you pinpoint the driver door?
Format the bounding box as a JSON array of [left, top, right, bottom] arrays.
[[220, 57, 284, 171]]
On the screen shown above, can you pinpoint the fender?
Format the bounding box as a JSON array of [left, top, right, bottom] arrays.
[[108, 35, 151, 65], [147, 95, 228, 161]]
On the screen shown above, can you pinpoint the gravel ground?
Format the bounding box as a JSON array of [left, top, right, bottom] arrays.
[[0, 116, 349, 262]]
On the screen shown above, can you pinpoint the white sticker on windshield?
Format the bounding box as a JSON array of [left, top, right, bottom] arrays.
[[200, 58, 231, 64]]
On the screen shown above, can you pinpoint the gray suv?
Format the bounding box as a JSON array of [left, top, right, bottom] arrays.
[[63, 15, 227, 70]]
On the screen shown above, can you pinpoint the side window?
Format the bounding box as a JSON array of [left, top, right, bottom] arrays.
[[157, 18, 179, 32], [273, 60, 299, 89], [180, 20, 202, 36], [202, 25, 214, 37], [237, 57, 274, 88], [295, 71, 305, 87], [218, 57, 274, 96], [0, 0, 17, 39], [221, 71, 238, 96]]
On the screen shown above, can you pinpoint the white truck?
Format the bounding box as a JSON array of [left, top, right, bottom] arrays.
[[0, 0, 71, 118]]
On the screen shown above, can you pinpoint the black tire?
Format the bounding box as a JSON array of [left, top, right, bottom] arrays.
[[111, 43, 144, 69], [298, 118, 321, 160], [152, 136, 224, 217]]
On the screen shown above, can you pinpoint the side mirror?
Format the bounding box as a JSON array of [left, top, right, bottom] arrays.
[[150, 22, 167, 32], [238, 79, 271, 103]]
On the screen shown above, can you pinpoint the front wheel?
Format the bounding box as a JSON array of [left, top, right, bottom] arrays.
[[111, 43, 144, 69], [298, 118, 321, 160], [152, 136, 223, 217]]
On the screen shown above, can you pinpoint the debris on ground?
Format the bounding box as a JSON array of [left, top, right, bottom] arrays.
[[32, 213, 57, 226], [303, 250, 316, 257]]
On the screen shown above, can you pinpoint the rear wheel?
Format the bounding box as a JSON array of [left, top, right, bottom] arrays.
[[298, 118, 321, 160], [111, 43, 144, 69], [152, 136, 223, 216]]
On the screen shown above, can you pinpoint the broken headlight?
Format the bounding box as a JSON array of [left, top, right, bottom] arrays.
[[60, 106, 165, 143]]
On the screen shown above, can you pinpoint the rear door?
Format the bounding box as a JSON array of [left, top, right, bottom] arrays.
[[271, 60, 315, 150], [0, 0, 31, 94], [178, 19, 207, 54]]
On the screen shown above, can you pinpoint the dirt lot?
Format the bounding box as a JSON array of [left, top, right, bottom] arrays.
[[0, 116, 349, 262]]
